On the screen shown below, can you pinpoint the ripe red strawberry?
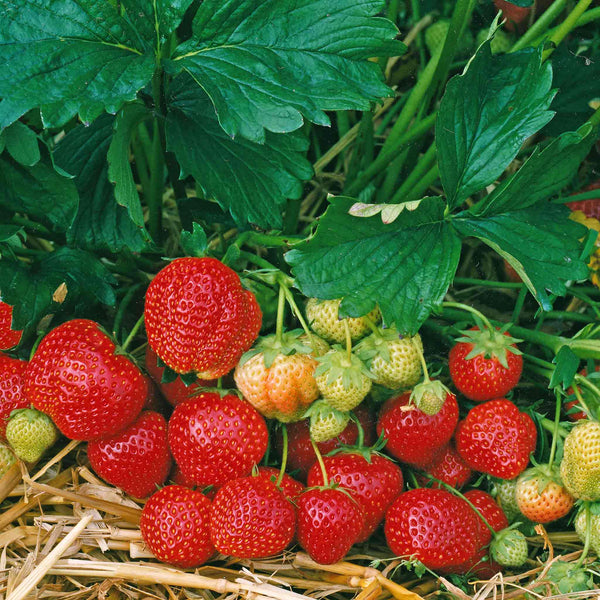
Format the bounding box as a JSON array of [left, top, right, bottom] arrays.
[[307, 451, 403, 542], [376, 390, 458, 467], [384, 488, 481, 570], [417, 442, 473, 490], [0, 301, 22, 350], [256, 466, 304, 500], [494, 0, 531, 31], [275, 404, 376, 481], [210, 475, 296, 558], [24, 319, 147, 440], [0, 354, 29, 440], [144, 346, 215, 407], [515, 466, 574, 523], [140, 485, 214, 567], [296, 486, 365, 564], [168, 392, 268, 487], [449, 326, 523, 401], [455, 399, 537, 480], [567, 181, 600, 219], [87, 411, 172, 498], [145, 257, 261, 378]]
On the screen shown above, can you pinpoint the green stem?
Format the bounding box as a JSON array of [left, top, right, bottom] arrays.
[[310, 438, 329, 487], [571, 383, 593, 419], [588, 105, 600, 128], [453, 277, 524, 290], [276, 425, 288, 489], [113, 283, 142, 343], [547, 390, 562, 469], [282, 286, 312, 337], [543, 0, 594, 60], [131, 132, 152, 201], [539, 417, 570, 439], [401, 163, 439, 202], [233, 231, 299, 250], [511, 0, 568, 51], [344, 320, 352, 364], [389, 142, 437, 204], [121, 314, 145, 353], [236, 250, 278, 272], [441, 301, 495, 331], [511, 285, 528, 324], [575, 503, 592, 569], [147, 119, 165, 244], [275, 284, 286, 346]]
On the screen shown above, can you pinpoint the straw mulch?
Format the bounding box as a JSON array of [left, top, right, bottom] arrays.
[[0, 442, 597, 600]]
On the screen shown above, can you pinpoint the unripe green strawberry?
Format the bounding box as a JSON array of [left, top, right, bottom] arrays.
[[476, 28, 512, 54], [574, 504, 600, 556], [410, 379, 450, 415], [490, 528, 528, 567], [306, 298, 381, 344], [0, 442, 16, 477], [560, 420, 600, 501], [306, 400, 350, 443], [6, 408, 58, 463], [357, 328, 423, 390], [492, 478, 522, 522], [424, 20, 474, 58], [315, 348, 372, 412]]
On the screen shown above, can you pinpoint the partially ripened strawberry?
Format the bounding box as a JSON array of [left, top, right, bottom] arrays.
[[145, 346, 215, 407], [210, 475, 296, 558], [0, 301, 22, 350], [384, 488, 481, 571], [0, 354, 29, 440], [140, 485, 214, 568], [357, 328, 423, 390], [145, 257, 262, 378], [5, 408, 58, 463], [455, 399, 536, 480], [296, 486, 365, 564], [24, 319, 147, 441], [307, 450, 403, 542], [560, 420, 600, 501], [377, 390, 458, 467], [234, 331, 319, 422], [87, 411, 172, 498], [515, 466, 574, 523], [168, 392, 268, 487], [305, 298, 381, 344], [449, 326, 523, 402]]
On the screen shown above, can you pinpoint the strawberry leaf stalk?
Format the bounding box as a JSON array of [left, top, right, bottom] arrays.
[[445, 302, 523, 402]]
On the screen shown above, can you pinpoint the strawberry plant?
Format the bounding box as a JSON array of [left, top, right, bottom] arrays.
[[2, 0, 600, 597]]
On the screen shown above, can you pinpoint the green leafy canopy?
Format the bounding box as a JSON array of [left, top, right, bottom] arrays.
[[288, 41, 597, 334]]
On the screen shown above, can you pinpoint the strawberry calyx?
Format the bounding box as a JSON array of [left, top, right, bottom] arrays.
[[328, 429, 390, 465], [356, 326, 402, 364], [456, 325, 522, 369], [304, 399, 350, 443], [315, 346, 373, 388], [517, 461, 564, 495], [239, 329, 313, 368], [409, 380, 450, 416]]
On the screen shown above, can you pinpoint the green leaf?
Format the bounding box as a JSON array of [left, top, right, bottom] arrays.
[[286, 197, 462, 334], [2, 121, 40, 166], [0, 0, 155, 128], [544, 45, 600, 137], [54, 114, 151, 252], [0, 247, 117, 330], [107, 102, 151, 228], [437, 44, 555, 209], [453, 203, 590, 311], [0, 158, 78, 232], [169, 0, 403, 142], [470, 124, 597, 216], [121, 0, 195, 44], [180, 222, 208, 257], [166, 77, 312, 228], [550, 346, 580, 389]]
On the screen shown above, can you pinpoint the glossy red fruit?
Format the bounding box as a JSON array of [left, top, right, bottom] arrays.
[[210, 475, 296, 558], [0, 302, 22, 350], [144, 346, 215, 408], [384, 488, 481, 571], [307, 452, 403, 542], [417, 442, 473, 490], [140, 485, 214, 568], [168, 392, 268, 487], [144, 257, 262, 378], [376, 391, 458, 467], [567, 181, 600, 219], [255, 466, 304, 500], [296, 487, 365, 564], [87, 411, 172, 498], [455, 399, 537, 480], [276, 404, 376, 481], [494, 0, 531, 31], [24, 319, 147, 441], [449, 327, 523, 402], [0, 354, 29, 440], [442, 490, 508, 576]]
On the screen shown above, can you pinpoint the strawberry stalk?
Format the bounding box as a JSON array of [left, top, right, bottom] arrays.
[[277, 425, 289, 489], [576, 502, 592, 569], [310, 438, 329, 487], [547, 390, 562, 470], [121, 314, 145, 353], [281, 285, 313, 338], [542, 0, 594, 61], [275, 284, 287, 346], [343, 320, 353, 364]]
